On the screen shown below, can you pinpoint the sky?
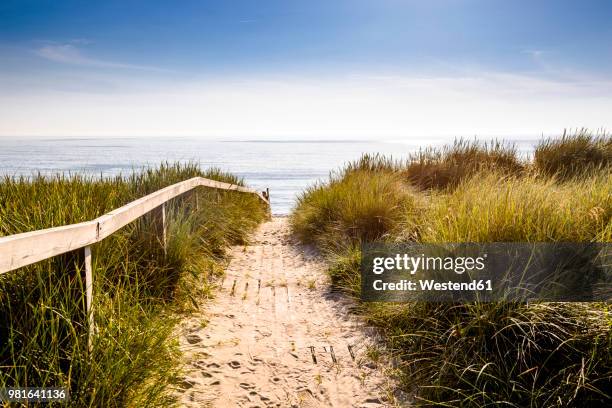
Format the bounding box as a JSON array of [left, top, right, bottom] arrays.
[[1, 0, 611, 139]]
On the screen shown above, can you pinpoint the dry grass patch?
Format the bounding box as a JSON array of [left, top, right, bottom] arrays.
[[534, 129, 612, 180], [404, 139, 524, 190]]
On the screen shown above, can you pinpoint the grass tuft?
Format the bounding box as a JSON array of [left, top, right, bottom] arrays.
[[534, 129, 612, 180], [404, 139, 524, 190], [291, 166, 421, 250]]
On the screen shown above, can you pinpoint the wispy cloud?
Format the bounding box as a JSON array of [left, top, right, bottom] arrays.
[[519, 48, 612, 86], [34, 43, 167, 72], [523, 49, 544, 60]]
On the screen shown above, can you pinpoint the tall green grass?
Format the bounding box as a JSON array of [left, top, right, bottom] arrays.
[[290, 133, 612, 407], [0, 163, 267, 407], [292, 170, 421, 248], [423, 171, 611, 243]]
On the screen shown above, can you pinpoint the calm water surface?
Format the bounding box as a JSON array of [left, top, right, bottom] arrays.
[[0, 138, 536, 214]]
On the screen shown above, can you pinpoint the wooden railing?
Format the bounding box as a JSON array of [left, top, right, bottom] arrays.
[[0, 176, 269, 347]]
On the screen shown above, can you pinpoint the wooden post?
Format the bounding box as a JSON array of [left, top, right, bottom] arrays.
[[151, 202, 167, 257], [262, 188, 271, 219], [195, 191, 199, 211], [84, 245, 94, 351], [161, 202, 167, 257]]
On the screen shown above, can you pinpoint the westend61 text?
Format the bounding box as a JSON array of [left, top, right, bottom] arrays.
[[362, 243, 611, 302], [372, 279, 493, 291]]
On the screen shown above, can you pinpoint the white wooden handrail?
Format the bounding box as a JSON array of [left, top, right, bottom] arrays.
[[0, 176, 268, 274], [0, 176, 269, 349]]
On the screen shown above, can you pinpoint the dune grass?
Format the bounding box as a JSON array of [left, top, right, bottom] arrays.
[[404, 139, 524, 190], [292, 169, 421, 248], [0, 163, 268, 407], [290, 132, 612, 407], [423, 171, 611, 243], [534, 129, 612, 180]]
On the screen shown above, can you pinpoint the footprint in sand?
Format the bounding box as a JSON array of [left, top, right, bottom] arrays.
[[239, 382, 255, 390], [185, 334, 202, 344]]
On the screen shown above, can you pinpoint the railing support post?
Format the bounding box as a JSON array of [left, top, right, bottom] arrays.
[[152, 202, 167, 257], [161, 202, 167, 257], [262, 188, 271, 219], [84, 245, 94, 351]]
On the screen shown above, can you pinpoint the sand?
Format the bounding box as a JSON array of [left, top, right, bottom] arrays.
[[174, 217, 396, 407]]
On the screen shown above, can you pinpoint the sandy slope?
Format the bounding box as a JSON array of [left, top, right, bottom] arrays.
[[174, 217, 395, 407]]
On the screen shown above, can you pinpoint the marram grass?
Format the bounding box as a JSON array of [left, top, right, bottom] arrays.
[[290, 132, 612, 407], [534, 129, 612, 180], [0, 162, 267, 407], [422, 171, 611, 243], [404, 138, 524, 191]]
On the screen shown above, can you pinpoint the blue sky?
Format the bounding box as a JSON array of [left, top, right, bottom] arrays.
[[1, 0, 611, 138]]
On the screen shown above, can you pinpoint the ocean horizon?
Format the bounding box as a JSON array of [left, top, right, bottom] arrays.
[[0, 137, 538, 215]]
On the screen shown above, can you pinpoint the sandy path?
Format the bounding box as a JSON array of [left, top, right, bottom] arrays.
[[175, 218, 395, 407]]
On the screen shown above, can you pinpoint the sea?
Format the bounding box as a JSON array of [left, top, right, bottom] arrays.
[[0, 137, 538, 215]]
